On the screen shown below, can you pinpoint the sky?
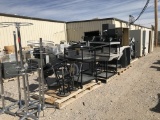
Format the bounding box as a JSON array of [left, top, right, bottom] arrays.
[[0, 0, 159, 30]]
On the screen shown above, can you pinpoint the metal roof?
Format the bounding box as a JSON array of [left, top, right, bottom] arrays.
[[0, 13, 66, 23], [67, 17, 151, 29], [66, 18, 115, 23], [0, 13, 151, 29]]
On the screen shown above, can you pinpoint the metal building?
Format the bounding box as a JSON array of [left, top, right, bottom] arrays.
[[66, 18, 154, 56], [0, 13, 154, 55], [66, 18, 153, 42], [0, 13, 67, 50]]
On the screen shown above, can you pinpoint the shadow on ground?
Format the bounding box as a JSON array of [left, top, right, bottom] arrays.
[[29, 84, 39, 92], [150, 61, 160, 71], [150, 66, 160, 71], [150, 93, 160, 113], [0, 96, 17, 102], [0, 91, 17, 102], [153, 60, 160, 65]]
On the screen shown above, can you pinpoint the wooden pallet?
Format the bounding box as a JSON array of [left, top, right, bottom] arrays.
[[54, 81, 101, 109], [32, 80, 101, 109], [32, 93, 58, 104], [117, 65, 132, 75]]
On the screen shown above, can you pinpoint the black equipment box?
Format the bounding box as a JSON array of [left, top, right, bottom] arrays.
[[102, 24, 115, 32], [33, 47, 46, 59], [120, 47, 131, 67], [1, 61, 19, 79]]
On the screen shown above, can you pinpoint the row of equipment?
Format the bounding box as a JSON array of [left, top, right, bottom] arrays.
[[0, 22, 131, 120]]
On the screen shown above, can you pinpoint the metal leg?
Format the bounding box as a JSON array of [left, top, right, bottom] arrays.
[[94, 50, 98, 83], [0, 65, 5, 114], [23, 74, 29, 113], [116, 58, 118, 73], [13, 31, 23, 108], [25, 73, 31, 102], [39, 38, 46, 110], [57, 67, 70, 97], [106, 61, 108, 79], [38, 68, 42, 106], [80, 49, 84, 89], [0, 65, 18, 116], [17, 76, 23, 108]]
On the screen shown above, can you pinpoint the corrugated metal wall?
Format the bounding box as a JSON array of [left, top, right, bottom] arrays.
[[114, 20, 128, 28], [66, 20, 112, 42], [0, 15, 67, 50], [114, 19, 151, 31], [67, 19, 152, 42], [0, 15, 153, 50]]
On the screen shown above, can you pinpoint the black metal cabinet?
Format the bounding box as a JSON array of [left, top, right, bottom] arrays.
[[119, 47, 131, 68], [1, 61, 19, 79]]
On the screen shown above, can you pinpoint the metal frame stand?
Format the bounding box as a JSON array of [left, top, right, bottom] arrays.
[[0, 31, 26, 116], [13, 31, 23, 108], [0, 22, 40, 120], [0, 29, 24, 116], [0, 22, 58, 119], [27, 39, 56, 115], [15, 23, 38, 120]]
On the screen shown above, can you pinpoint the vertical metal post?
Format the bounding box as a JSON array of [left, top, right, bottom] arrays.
[[94, 48, 98, 82], [80, 48, 83, 88], [116, 58, 118, 73], [13, 31, 22, 107], [39, 38, 45, 110], [106, 61, 108, 79], [0, 62, 5, 112], [37, 68, 42, 105], [154, 0, 158, 47], [62, 67, 65, 94], [25, 73, 30, 101], [16, 24, 28, 113]]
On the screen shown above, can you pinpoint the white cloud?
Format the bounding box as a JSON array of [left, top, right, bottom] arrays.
[[0, 0, 159, 30]]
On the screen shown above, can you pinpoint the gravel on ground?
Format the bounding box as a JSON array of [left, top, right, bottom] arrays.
[[1, 47, 160, 120]]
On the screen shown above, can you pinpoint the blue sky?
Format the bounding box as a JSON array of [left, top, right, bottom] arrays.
[[0, 0, 159, 29]]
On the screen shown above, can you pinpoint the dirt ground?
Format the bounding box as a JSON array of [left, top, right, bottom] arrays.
[[1, 47, 160, 120]]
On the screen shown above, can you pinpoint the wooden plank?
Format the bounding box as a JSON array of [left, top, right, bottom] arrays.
[[55, 81, 99, 103], [117, 65, 132, 75], [54, 81, 101, 109], [45, 89, 63, 99], [32, 93, 57, 104], [32, 80, 101, 109], [107, 74, 118, 83]]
